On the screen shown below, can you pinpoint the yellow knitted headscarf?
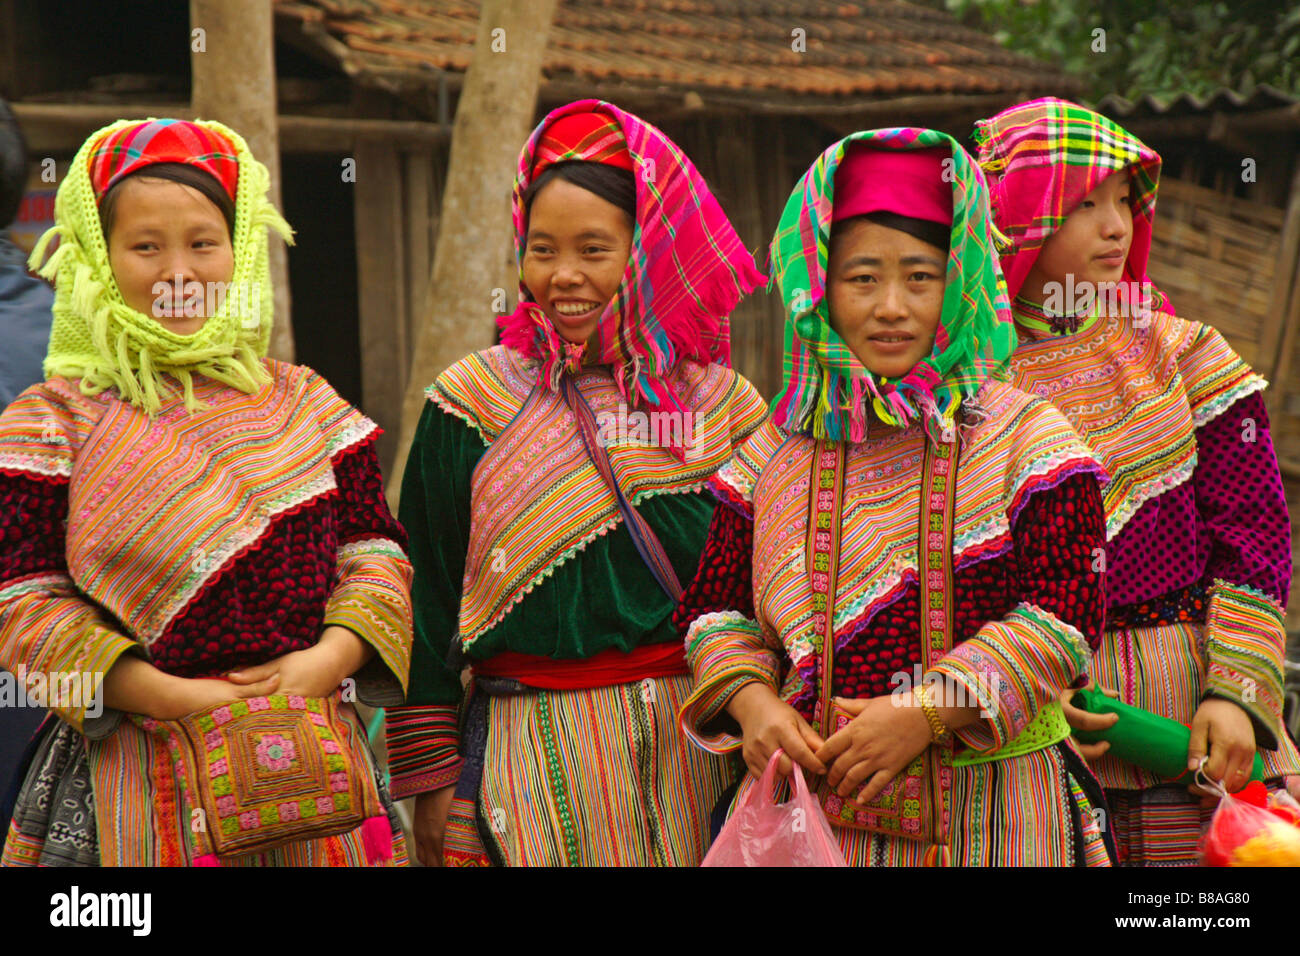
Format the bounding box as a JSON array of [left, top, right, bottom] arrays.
[[27, 118, 293, 414]]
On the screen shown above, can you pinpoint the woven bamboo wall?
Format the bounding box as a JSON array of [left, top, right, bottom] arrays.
[[1147, 176, 1284, 368]]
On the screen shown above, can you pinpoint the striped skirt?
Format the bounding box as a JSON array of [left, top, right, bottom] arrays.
[[2, 708, 408, 867], [1089, 621, 1300, 866], [729, 740, 1112, 866], [467, 673, 735, 866]]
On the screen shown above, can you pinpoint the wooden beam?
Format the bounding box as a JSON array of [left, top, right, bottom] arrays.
[[10, 102, 449, 154]]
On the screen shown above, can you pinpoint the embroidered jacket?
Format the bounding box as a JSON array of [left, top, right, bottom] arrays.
[[0, 360, 413, 738], [383, 344, 769, 799], [1009, 310, 1296, 756], [677, 380, 1107, 759]]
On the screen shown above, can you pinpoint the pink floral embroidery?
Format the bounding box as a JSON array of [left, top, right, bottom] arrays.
[[329, 772, 348, 792], [248, 697, 270, 712], [315, 796, 334, 815], [216, 795, 237, 816], [211, 706, 232, 726], [288, 696, 306, 710], [277, 802, 301, 822], [254, 733, 295, 772], [204, 730, 223, 750], [322, 740, 341, 754], [238, 810, 260, 831], [209, 758, 228, 778]]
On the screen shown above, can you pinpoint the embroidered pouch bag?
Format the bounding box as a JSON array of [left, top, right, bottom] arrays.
[[139, 694, 393, 865]]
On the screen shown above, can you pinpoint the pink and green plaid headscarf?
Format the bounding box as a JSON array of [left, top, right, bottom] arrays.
[[768, 128, 1017, 443], [974, 97, 1168, 313], [498, 100, 764, 439]]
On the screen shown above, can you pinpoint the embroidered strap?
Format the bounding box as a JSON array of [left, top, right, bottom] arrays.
[[951, 700, 1071, 766], [561, 375, 683, 602], [810, 435, 956, 848]]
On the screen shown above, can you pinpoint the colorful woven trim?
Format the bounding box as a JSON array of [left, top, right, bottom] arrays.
[[767, 127, 1017, 443], [974, 97, 1169, 316], [29, 118, 293, 416], [497, 99, 764, 456], [1203, 579, 1287, 747], [679, 610, 779, 753]]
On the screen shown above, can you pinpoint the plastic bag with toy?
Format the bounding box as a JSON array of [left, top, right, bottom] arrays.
[[1201, 775, 1300, 867]]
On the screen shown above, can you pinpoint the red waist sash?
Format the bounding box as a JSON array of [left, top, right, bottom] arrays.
[[471, 641, 689, 691]]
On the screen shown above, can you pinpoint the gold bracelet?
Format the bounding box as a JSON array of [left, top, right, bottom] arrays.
[[912, 684, 950, 742]]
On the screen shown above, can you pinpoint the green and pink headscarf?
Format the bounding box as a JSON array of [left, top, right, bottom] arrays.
[[768, 127, 1017, 443], [974, 97, 1171, 317], [498, 100, 764, 435]]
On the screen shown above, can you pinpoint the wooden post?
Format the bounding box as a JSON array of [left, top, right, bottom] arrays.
[[386, 0, 560, 501], [190, 0, 294, 362], [1263, 155, 1300, 412], [353, 141, 408, 473]]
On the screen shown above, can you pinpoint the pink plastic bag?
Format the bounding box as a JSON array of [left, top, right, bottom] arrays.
[[702, 750, 848, 867]]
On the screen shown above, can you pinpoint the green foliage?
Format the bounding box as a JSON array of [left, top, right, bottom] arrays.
[[946, 0, 1300, 102]]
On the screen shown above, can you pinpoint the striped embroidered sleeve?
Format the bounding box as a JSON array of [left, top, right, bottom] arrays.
[[930, 473, 1103, 753], [676, 502, 781, 753], [0, 393, 141, 737], [1188, 390, 1292, 749], [322, 437, 413, 706], [384, 401, 484, 798]]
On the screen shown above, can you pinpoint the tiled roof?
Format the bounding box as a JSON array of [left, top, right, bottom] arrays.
[[275, 0, 1081, 109]]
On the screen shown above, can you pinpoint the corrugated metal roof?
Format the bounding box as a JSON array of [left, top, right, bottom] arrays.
[[1096, 83, 1299, 119]]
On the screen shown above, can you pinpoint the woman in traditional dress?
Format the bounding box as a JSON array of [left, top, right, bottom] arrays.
[[677, 129, 1115, 866], [383, 101, 768, 866], [0, 119, 412, 866], [977, 97, 1300, 865]]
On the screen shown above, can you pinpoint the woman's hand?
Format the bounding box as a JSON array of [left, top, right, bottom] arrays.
[[150, 672, 282, 721], [102, 654, 279, 721], [412, 785, 456, 867], [226, 626, 372, 699], [1061, 685, 1120, 761], [1188, 697, 1257, 796], [725, 682, 826, 780], [814, 695, 933, 804]]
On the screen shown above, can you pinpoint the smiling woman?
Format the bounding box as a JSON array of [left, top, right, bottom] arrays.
[[0, 118, 414, 867], [384, 100, 768, 867]]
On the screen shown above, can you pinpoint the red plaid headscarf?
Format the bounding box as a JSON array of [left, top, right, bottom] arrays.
[[88, 118, 239, 202], [974, 98, 1169, 315], [533, 112, 635, 175]]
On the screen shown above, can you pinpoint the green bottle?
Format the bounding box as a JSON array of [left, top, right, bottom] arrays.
[[1070, 688, 1264, 783]]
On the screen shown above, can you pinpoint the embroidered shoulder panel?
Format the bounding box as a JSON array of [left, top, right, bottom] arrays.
[[1008, 312, 1219, 539], [59, 363, 363, 644], [458, 361, 751, 646], [428, 346, 537, 445]]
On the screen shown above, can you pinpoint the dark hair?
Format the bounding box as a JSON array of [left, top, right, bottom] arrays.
[[830, 210, 950, 255], [522, 160, 636, 222], [0, 98, 28, 230], [100, 162, 236, 240]]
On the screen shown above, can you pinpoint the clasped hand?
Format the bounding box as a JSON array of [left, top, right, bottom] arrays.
[[727, 683, 933, 805], [150, 627, 367, 720]]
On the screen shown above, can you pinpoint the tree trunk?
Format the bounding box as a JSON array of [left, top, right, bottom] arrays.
[[190, 0, 294, 362], [386, 0, 559, 502]]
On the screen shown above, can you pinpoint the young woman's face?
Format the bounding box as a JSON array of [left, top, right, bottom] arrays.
[[826, 218, 947, 380], [1020, 169, 1134, 305], [522, 177, 633, 347], [106, 176, 235, 336]]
